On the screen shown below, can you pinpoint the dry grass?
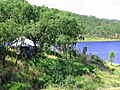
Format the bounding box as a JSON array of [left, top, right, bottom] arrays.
[[98, 87, 120, 90], [84, 36, 120, 41], [44, 53, 58, 59], [97, 63, 120, 90]]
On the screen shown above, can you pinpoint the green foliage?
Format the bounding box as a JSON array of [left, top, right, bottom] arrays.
[[8, 82, 31, 90], [58, 75, 102, 90], [0, 54, 112, 90], [75, 15, 120, 39], [0, 0, 82, 44], [37, 58, 91, 86], [109, 51, 115, 64], [1, 0, 120, 44], [82, 46, 88, 54]]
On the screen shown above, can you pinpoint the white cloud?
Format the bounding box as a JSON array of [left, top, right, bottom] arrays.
[[26, 0, 120, 20]]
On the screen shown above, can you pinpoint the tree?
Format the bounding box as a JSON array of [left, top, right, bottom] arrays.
[[0, 0, 84, 65], [54, 13, 82, 59], [82, 46, 88, 55], [23, 18, 58, 65], [109, 51, 115, 65], [0, 44, 6, 67], [0, 20, 22, 43]]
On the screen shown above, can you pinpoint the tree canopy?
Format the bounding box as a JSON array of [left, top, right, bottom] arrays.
[[1, 0, 120, 45]]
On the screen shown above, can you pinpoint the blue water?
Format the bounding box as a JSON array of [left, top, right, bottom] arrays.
[[76, 41, 120, 64]]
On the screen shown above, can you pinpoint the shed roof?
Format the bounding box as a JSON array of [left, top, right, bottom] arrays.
[[11, 36, 39, 47]]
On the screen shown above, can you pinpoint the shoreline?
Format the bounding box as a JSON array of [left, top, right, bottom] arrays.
[[81, 37, 120, 42], [79, 40, 120, 43]]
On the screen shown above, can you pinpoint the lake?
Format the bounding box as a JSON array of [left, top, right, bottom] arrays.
[[76, 41, 120, 64]]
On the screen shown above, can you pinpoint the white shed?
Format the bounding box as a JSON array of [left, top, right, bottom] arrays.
[[11, 36, 39, 47]]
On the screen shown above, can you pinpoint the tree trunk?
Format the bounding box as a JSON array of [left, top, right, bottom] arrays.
[[2, 45, 6, 68], [34, 41, 37, 66], [63, 44, 67, 60]]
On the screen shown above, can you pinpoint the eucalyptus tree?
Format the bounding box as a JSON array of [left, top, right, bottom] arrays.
[[55, 12, 83, 59], [23, 18, 58, 65], [0, 20, 21, 43], [0, 19, 23, 66], [0, 0, 85, 62]]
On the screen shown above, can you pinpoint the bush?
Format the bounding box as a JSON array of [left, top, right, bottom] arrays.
[[8, 82, 31, 90], [38, 58, 90, 86]]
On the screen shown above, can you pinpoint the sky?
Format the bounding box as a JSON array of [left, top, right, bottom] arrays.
[[26, 0, 120, 20]]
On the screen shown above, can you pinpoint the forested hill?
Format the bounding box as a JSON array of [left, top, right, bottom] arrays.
[[76, 15, 120, 39], [1, 0, 120, 43]]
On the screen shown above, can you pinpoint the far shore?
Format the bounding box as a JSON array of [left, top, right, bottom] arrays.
[[81, 37, 120, 42]]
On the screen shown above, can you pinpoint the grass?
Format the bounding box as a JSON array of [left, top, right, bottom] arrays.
[[44, 53, 58, 59], [99, 87, 120, 90], [96, 63, 120, 90]]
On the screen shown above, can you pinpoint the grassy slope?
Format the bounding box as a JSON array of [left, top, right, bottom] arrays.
[[96, 63, 120, 90], [0, 55, 120, 90], [80, 37, 120, 89], [99, 63, 120, 87]]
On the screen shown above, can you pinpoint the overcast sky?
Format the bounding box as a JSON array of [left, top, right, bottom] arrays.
[[26, 0, 120, 20]]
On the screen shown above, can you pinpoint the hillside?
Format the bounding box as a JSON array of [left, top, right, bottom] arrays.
[[73, 15, 120, 40], [1, 55, 120, 90], [1, 0, 120, 90]]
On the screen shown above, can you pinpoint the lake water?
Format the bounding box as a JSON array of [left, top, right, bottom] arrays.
[[76, 41, 120, 64]]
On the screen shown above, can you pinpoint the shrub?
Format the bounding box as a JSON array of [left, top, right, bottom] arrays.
[[8, 82, 31, 90]]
